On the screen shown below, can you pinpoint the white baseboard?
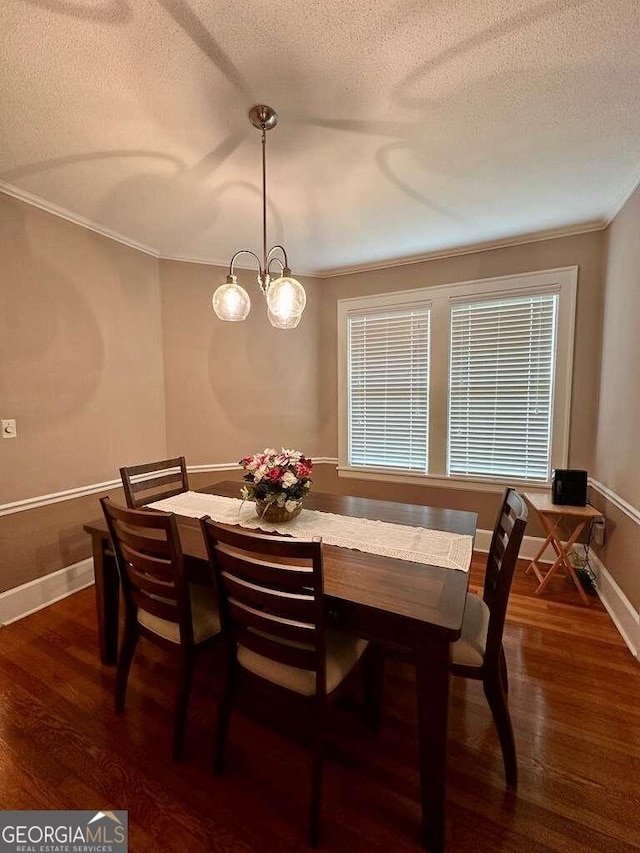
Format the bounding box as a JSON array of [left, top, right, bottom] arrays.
[[477, 532, 639, 660], [0, 558, 95, 626], [588, 548, 639, 659], [475, 529, 556, 563]]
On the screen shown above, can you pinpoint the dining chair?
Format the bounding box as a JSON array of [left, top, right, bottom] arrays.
[[200, 518, 372, 847], [119, 456, 189, 509], [450, 487, 528, 789], [101, 497, 221, 761]]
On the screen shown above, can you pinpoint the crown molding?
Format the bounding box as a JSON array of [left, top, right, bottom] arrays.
[[603, 161, 640, 226], [318, 220, 606, 278], [161, 252, 317, 278], [0, 180, 161, 258], [5, 173, 640, 277]]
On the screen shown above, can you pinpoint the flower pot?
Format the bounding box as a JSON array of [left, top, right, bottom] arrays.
[[255, 499, 302, 523]]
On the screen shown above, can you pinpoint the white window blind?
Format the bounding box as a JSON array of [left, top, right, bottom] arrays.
[[348, 307, 430, 470], [448, 293, 558, 481]]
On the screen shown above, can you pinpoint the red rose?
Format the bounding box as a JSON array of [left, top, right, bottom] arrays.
[[267, 467, 283, 483], [296, 463, 311, 478]]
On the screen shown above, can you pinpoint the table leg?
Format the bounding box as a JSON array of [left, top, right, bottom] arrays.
[[415, 632, 451, 852], [92, 535, 120, 665]]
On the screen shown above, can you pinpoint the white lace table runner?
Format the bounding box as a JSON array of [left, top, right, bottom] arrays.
[[147, 491, 472, 572]]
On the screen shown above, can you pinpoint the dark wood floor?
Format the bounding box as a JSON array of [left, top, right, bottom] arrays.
[[0, 557, 638, 852]]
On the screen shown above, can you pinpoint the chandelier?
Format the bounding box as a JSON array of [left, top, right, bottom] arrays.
[[212, 105, 306, 329]]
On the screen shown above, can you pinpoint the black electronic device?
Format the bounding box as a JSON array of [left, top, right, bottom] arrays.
[[551, 469, 588, 506]]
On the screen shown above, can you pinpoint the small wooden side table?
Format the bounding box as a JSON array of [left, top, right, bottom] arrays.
[[523, 492, 602, 606]]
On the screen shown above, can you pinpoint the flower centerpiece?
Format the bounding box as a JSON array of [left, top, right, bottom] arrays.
[[239, 448, 313, 523]]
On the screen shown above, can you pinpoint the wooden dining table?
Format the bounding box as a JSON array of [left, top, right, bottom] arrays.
[[83, 480, 477, 852]]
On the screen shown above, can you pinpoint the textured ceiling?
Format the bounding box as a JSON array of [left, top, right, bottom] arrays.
[[2, 0, 640, 274]]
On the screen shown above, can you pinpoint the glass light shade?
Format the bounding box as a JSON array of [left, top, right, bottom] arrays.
[[266, 276, 306, 322], [212, 280, 251, 321], [268, 307, 302, 329]]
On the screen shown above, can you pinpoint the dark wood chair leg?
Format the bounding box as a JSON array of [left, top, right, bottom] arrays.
[[499, 644, 509, 694], [483, 672, 517, 789], [172, 653, 194, 762], [93, 538, 120, 666], [362, 644, 385, 732], [115, 619, 138, 715], [214, 654, 236, 776], [308, 707, 325, 848]]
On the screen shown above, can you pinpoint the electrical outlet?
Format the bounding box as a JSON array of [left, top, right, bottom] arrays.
[[592, 517, 605, 547], [1, 419, 17, 439]]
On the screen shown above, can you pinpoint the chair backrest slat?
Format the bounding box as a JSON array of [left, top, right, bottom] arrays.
[[119, 541, 175, 580], [201, 518, 326, 696], [234, 624, 318, 671], [127, 563, 177, 600], [120, 457, 189, 509], [206, 523, 320, 560], [217, 549, 314, 591], [131, 587, 180, 623], [227, 597, 316, 645], [101, 497, 192, 643], [222, 569, 316, 621], [483, 489, 528, 665]]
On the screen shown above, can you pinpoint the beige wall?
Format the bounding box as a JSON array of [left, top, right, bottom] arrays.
[[4, 190, 638, 619], [0, 194, 166, 592], [0, 486, 124, 593], [0, 194, 166, 502], [592, 185, 640, 611], [317, 231, 604, 528], [160, 259, 322, 464]]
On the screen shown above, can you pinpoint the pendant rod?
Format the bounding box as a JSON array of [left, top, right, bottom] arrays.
[[261, 125, 267, 282]]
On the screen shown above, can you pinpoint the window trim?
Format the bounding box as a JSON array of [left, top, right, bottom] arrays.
[[337, 266, 578, 490]]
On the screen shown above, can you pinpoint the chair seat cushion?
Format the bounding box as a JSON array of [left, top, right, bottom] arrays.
[[237, 629, 368, 696], [451, 593, 490, 668], [138, 583, 221, 644]]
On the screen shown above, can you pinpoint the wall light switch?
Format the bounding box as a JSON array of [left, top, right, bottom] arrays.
[[2, 419, 17, 438]]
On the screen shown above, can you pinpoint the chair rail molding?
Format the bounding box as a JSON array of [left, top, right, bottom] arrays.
[[0, 478, 124, 517], [0, 460, 340, 517], [588, 478, 640, 526]]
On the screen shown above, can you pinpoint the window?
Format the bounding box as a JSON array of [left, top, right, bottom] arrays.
[[338, 268, 576, 488], [348, 307, 430, 471], [448, 294, 557, 481]]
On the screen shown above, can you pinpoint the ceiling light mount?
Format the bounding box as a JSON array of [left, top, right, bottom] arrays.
[[248, 103, 278, 131], [212, 104, 306, 329]]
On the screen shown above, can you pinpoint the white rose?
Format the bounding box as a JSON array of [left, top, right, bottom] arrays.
[[254, 469, 265, 482], [281, 471, 298, 488], [285, 499, 299, 513]]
